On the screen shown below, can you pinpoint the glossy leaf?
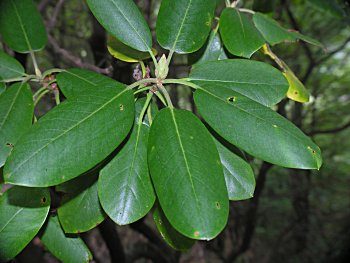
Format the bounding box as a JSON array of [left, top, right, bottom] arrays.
[[40, 216, 92, 263], [99, 124, 155, 225], [0, 186, 50, 262], [220, 8, 265, 58], [86, 0, 152, 52], [153, 203, 195, 251], [215, 139, 255, 200], [284, 68, 310, 103], [156, 0, 216, 53], [107, 35, 157, 63], [0, 0, 47, 53], [194, 88, 322, 169], [0, 83, 33, 167], [56, 68, 120, 99], [189, 59, 289, 107], [57, 173, 106, 233], [4, 88, 134, 187], [148, 108, 229, 240], [253, 13, 322, 47], [0, 51, 25, 79]]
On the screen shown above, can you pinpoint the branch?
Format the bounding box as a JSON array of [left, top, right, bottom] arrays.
[[308, 121, 350, 136], [48, 34, 112, 75], [47, 0, 65, 32]]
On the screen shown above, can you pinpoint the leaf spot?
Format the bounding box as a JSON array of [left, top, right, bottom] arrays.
[[227, 96, 236, 103], [6, 142, 14, 148], [215, 202, 221, 209], [119, 104, 124, 111], [307, 146, 316, 154], [273, 124, 278, 128], [190, 136, 194, 140], [40, 197, 47, 204], [294, 91, 298, 95], [194, 231, 200, 237]]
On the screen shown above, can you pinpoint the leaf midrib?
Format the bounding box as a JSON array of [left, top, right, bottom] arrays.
[[8, 88, 129, 177], [11, 0, 33, 52], [109, 0, 150, 52], [0, 207, 24, 233], [190, 78, 285, 87], [171, 0, 193, 52]]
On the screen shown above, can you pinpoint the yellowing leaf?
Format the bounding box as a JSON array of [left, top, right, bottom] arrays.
[[283, 69, 310, 103]]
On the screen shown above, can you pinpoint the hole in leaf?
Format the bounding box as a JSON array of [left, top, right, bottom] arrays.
[[119, 104, 124, 111], [6, 142, 14, 148], [294, 91, 298, 95], [40, 197, 47, 204], [227, 96, 236, 103]]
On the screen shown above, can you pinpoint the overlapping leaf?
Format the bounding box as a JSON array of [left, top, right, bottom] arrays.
[[220, 8, 265, 58], [148, 108, 229, 240], [0, 186, 50, 262], [57, 173, 106, 233], [87, 0, 152, 52], [40, 216, 92, 263], [99, 124, 155, 225], [0, 51, 25, 80], [189, 59, 289, 107], [4, 87, 134, 187], [0, 83, 33, 167], [194, 87, 322, 169], [156, 0, 216, 53], [0, 0, 47, 53]]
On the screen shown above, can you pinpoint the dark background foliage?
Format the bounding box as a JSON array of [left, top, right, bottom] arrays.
[[1, 0, 349, 262]]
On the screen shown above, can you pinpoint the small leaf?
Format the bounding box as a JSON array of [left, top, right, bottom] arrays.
[[57, 173, 106, 233], [0, 186, 50, 262], [253, 13, 322, 47], [40, 216, 92, 263], [215, 139, 256, 200], [99, 124, 155, 225], [56, 68, 121, 99], [107, 35, 157, 63], [156, 0, 216, 53], [0, 0, 47, 53], [220, 8, 265, 58], [86, 0, 152, 52], [0, 51, 25, 79], [189, 59, 289, 107], [148, 108, 229, 240], [153, 203, 195, 251], [0, 83, 33, 167], [4, 87, 134, 187], [284, 68, 310, 103], [194, 88, 322, 169]]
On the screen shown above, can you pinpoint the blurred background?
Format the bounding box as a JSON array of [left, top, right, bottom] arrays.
[[1, 0, 349, 262]]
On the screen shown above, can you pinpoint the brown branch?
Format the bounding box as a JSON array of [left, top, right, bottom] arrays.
[[308, 121, 350, 136], [48, 34, 112, 75]]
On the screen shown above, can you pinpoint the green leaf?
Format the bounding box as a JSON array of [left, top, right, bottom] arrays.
[[0, 186, 50, 262], [0, 51, 25, 79], [4, 87, 134, 187], [283, 68, 310, 103], [153, 203, 195, 251], [0, 83, 33, 167], [220, 8, 265, 58], [194, 88, 322, 169], [189, 59, 289, 107], [40, 216, 92, 263], [189, 30, 227, 65], [86, 0, 152, 52], [215, 139, 255, 200], [253, 13, 322, 47], [156, 0, 216, 53], [0, 0, 47, 53], [56, 68, 121, 99], [148, 108, 229, 240], [57, 173, 106, 233], [99, 124, 155, 225], [0, 81, 5, 95], [107, 35, 157, 63], [134, 97, 158, 126]]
